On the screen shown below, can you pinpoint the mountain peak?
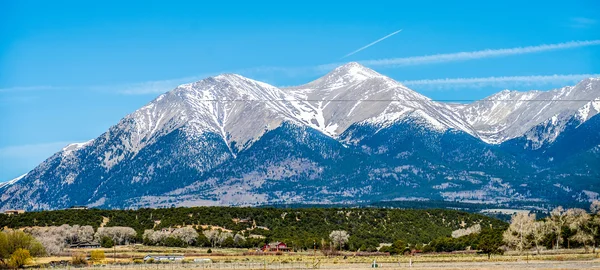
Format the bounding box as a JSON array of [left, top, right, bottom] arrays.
[[301, 62, 383, 89], [330, 62, 380, 79]]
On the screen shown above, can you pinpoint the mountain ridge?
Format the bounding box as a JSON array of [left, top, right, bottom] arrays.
[[1, 63, 599, 210]]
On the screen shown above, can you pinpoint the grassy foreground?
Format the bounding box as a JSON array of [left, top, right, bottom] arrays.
[[30, 246, 600, 269]]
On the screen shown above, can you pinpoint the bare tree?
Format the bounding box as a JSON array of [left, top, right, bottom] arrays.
[[503, 212, 535, 254], [25, 226, 71, 255], [547, 206, 567, 249], [172, 228, 199, 245], [217, 232, 233, 247], [590, 200, 600, 214], [234, 233, 246, 246], [77, 226, 95, 243], [329, 230, 349, 251], [589, 215, 600, 253], [452, 224, 481, 238], [145, 230, 170, 245], [203, 230, 220, 248], [531, 220, 550, 255], [95, 227, 136, 245], [565, 208, 593, 252]]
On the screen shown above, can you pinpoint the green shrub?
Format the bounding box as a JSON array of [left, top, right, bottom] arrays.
[[100, 236, 114, 248], [0, 230, 46, 258]]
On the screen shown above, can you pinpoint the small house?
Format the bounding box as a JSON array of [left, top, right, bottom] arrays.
[[143, 255, 184, 262], [261, 242, 290, 252], [69, 241, 101, 249], [3, 209, 25, 215], [69, 205, 88, 210]]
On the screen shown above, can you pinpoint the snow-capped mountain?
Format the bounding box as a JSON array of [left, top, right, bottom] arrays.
[[285, 62, 476, 136], [1, 63, 599, 210], [457, 78, 600, 144]]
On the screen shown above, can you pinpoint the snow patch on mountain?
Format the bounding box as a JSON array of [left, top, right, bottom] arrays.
[[0, 174, 27, 189], [457, 78, 600, 144], [62, 140, 93, 155]]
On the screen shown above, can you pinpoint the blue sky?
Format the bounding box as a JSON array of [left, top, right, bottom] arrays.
[[0, 0, 599, 181]]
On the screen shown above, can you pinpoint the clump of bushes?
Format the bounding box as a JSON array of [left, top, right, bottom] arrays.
[[0, 230, 46, 268], [100, 236, 115, 248], [90, 250, 105, 262], [9, 248, 32, 268], [71, 252, 88, 266]]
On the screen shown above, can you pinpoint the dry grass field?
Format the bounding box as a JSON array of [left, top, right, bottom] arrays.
[[29, 246, 600, 269]]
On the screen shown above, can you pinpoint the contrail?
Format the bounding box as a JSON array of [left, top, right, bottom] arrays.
[[319, 40, 600, 70], [403, 74, 600, 90], [359, 40, 600, 67], [341, 29, 402, 59]]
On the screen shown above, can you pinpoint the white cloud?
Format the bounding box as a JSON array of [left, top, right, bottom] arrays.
[[98, 74, 216, 95], [403, 74, 600, 90], [320, 40, 600, 70], [0, 141, 75, 181], [0, 85, 64, 92], [3, 40, 599, 95], [0, 141, 72, 159], [571, 17, 597, 28]]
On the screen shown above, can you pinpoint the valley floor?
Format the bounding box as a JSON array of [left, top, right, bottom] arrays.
[[32, 246, 600, 269]]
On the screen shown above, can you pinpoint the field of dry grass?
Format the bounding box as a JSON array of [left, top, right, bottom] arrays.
[[29, 246, 600, 269]]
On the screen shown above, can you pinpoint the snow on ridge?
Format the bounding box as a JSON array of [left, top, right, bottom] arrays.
[[62, 139, 94, 155], [0, 173, 27, 189]]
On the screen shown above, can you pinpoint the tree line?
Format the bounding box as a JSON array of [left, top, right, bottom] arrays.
[[503, 201, 600, 254], [420, 201, 600, 258], [0, 207, 503, 252]]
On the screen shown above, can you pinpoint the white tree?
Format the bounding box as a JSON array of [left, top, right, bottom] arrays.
[[531, 220, 550, 255], [503, 212, 535, 254], [203, 230, 220, 247], [329, 230, 349, 251], [77, 225, 95, 243], [565, 208, 593, 252], [217, 232, 233, 247], [590, 200, 600, 214], [172, 227, 199, 245], [61, 224, 78, 244], [95, 227, 136, 245], [148, 230, 170, 245], [547, 206, 567, 249], [452, 224, 481, 238], [143, 230, 155, 244], [25, 225, 73, 255], [234, 233, 246, 246]]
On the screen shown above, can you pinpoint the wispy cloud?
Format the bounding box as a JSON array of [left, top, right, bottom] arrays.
[[3, 40, 599, 95], [0, 141, 73, 159], [321, 40, 600, 70], [341, 29, 402, 59], [403, 74, 600, 90], [0, 141, 76, 181], [571, 17, 597, 28], [95, 73, 217, 95], [0, 85, 65, 92]]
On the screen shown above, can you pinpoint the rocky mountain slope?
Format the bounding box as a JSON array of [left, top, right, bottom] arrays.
[[1, 63, 598, 210]]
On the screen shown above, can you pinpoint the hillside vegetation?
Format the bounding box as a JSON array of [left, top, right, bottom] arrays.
[[0, 207, 505, 250]]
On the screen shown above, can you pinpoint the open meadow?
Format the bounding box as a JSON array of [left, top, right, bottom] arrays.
[[30, 246, 600, 269]]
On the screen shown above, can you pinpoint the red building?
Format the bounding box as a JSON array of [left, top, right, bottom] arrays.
[[261, 241, 290, 252]]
